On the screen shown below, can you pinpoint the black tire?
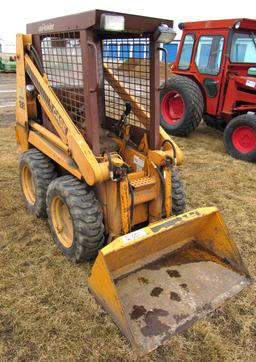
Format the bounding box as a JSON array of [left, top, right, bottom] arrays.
[[19, 148, 57, 217], [224, 114, 256, 162], [171, 169, 186, 215], [203, 114, 225, 132], [46, 175, 105, 262], [160, 75, 204, 136]]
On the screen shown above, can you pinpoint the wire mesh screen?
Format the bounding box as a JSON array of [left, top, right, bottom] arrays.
[[103, 38, 150, 130], [40, 32, 86, 131]]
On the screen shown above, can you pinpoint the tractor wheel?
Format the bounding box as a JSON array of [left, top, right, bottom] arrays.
[[19, 148, 57, 217], [46, 175, 105, 262], [171, 169, 186, 215], [160, 75, 204, 136], [224, 114, 256, 162]]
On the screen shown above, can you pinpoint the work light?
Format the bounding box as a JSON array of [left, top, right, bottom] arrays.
[[154, 24, 176, 43], [100, 14, 125, 31], [234, 21, 241, 29]]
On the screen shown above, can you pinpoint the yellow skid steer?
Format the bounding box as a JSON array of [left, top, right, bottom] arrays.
[[16, 10, 250, 355]]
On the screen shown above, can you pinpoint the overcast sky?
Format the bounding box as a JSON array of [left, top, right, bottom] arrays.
[[0, 0, 255, 44]]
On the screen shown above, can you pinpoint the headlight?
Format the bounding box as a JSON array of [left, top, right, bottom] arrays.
[[154, 24, 176, 44], [100, 14, 125, 31], [234, 21, 241, 29]]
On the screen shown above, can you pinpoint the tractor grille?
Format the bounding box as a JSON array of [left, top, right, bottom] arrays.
[[40, 32, 85, 131], [103, 37, 150, 130]]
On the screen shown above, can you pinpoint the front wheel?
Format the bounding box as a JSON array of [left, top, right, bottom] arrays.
[[160, 75, 204, 136], [46, 175, 105, 262], [224, 114, 256, 162], [163, 169, 186, 217], [171, 169, 186, 215]]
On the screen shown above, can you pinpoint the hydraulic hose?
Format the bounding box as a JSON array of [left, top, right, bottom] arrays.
[[154, 164, 166, 215], [161, 139, 177, 166], [29, 45, 45, 76], [127, 179, 134, 230]]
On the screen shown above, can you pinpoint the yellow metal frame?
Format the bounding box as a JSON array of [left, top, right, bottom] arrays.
[[88, 207, 251, 354], [16, 34, 31, 151], [15, 33, 185, 235]]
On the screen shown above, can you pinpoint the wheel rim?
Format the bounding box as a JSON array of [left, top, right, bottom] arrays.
[[51, 196, 74, 249], [232, 126, 256, 153], [161, 91, 185, 125], [21, 165, 36, 204]]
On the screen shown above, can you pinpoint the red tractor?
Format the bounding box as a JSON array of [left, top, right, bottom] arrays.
[[160, 19, 256, 162]]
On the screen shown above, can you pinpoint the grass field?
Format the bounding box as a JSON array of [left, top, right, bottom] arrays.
[[0, 75, 255, 361]]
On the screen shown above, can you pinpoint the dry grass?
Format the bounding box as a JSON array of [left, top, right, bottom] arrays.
[[0, 107, 256, 361]]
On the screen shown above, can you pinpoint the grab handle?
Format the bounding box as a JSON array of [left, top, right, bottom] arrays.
[[88, 41, 99, 93], [157, 47, 168, 90]]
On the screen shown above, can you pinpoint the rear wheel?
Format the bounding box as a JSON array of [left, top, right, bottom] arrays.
[[19, 148, 57, 217], [224, 114, 256, 162], [46, 175, 105, 262], [160, 75, 204, 136]]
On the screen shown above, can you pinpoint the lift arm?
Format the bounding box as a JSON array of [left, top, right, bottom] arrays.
[[16, 34, 109, 186]]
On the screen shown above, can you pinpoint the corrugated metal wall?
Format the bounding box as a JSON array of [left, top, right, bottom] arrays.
[[103, 40, 180, 63]]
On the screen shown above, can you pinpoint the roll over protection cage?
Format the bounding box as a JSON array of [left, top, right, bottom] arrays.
[[26, 9, 174, 155]]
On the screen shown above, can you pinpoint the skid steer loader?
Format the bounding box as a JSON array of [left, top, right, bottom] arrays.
[[16, 10, 250, 355]]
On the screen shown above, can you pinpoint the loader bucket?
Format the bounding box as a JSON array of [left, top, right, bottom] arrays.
[[88, 207, 250, 354]]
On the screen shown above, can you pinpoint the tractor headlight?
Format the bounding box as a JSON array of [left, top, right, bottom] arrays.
[[100, 14, 125, 31], [154, 24, 176, 43], [234, 21, 241, 29]]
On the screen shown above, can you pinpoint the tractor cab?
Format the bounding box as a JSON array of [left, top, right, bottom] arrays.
[[160, 19, 256, 162]]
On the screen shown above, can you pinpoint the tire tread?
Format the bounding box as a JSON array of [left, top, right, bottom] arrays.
[[47, 175, 105, 262], [19, 148, 57, 217], [160, 75, 204, 136]]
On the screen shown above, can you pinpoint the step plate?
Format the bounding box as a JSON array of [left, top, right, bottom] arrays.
[[130, 176, 156, 189]]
